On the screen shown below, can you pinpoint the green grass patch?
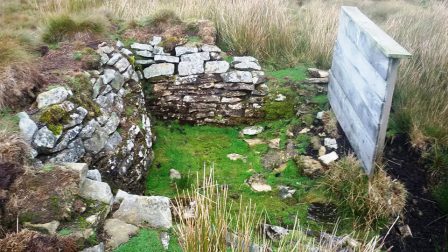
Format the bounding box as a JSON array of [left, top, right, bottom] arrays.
[[114, 229, 182, 252], [147, 122, 323, 227], [266, 66, 307, 84]]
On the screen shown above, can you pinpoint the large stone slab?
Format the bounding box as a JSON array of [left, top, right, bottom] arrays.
[[221, 71, 253, 83], [36, 87, 72, 109], [205, 61, 230, 74], [143, 63, 175, 79], [178, 61, 205, 76]]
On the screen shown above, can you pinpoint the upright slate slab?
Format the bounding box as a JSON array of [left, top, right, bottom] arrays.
[[328, 6, 411, 175]]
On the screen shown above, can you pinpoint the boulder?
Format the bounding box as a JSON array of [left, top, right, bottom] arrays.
[[82, 242, 105, 252], [205, 61, 230, 74], [104, 218, 139, 249], [221, 71, 253, 83], [17, 112, 37, 142], [36, 87, 72, 109], [178, 61, 205, 76], [143, 63, 175, 79], [113, 195, 172, 229], [79, 178, 114, 204]]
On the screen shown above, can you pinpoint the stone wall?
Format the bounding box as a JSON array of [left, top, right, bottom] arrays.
[[124, 38, 268, 125], [18, 43, 153, 194]]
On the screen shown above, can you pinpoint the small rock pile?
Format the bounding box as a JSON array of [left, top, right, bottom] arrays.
[[17, 42, 153, 194], [124, 37, 268, 125]]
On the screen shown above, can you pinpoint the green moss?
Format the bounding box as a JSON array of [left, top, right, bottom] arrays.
[[39, 105, 70, 135], [58, 228, 73, 236], [115, 229, 182, 252], [296, 134, 311, 155], [73, 51, 83, 61], [310, 95, 329, 109], [263, 94, 296, 120], [146, 122, 324, 227], [302, 114, 314, 127], [266, 66, 307, 84], [187, 35, 201, 43]]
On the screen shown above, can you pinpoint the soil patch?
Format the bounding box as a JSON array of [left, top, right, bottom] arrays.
[[382, 135, 448, 251]]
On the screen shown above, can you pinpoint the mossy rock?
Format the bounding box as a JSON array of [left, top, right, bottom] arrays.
[[38, 105, 70, 135]]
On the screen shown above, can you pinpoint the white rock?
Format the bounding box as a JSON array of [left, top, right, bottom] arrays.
[[135, 59, 155, 65], [234, 61, 261, 71], [113, 195, 172, 229], [175, 46, 198, 56], [227, 153, 246, 162], [62, 163, 88, 187], [114, 189, 131, 204], [160, 232, 170, 250], [205, 61, 230, 74], [143, 63, 175, 79], [316, 111, 325, 120], [130, 43, 153, 51], [252, 71, 266, 84], [169, 169, 181, 180], [274, 94, 286, 102], [80, 178, 114, 204], [32, 126, 57, 151], [87, 169, 102, 182], [221, 71, 253, 83], [135, 50, 153, 58], [154, 55, 180, 63], [82, 242, 104, 252], [181, 52, 210, 62], [318, 151, 339, 165], [201, 44, 222, 52], [36, 87, 72, 109], [17, 112, 37, 142], [233, 56, 258, 63], [324, 138, 338, 149], [150, 36, 162, 46], [104, 219, 139, 249], [299, 128, 310, 134], [241, 126, 264, 136], [115, 57, 131, 72], [120, 48, 133, 56], [178, 61, 204, 76]]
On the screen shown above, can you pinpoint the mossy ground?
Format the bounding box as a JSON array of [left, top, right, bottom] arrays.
[[114, 229, 182, 252]]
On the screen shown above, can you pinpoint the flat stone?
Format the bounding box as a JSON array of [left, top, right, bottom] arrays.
[[234, 61, 261, 71], [154, 55, 180, 63], [174, 75, 198, 85], [36, 87, 72, 109], [101, 69, 116, 84], [233, 56, 258, 63], [175, 46, 198, 56], [221, 97, 241, 103], [241, 126, 264, 136], [115, 58, 131, 72], [135, 50, 153, 58], [244, 138, 265, 146], [318, 151, 339, 165], [143, 63, 175, 79], [82, 242, 104, 252], [130, 43, 153, 51], [205, 61, 230, 74], [201, 44, 221, 52], [113, 195, 172, 229], [104, 218, 139, 249], [17, 112, 37, 142], [103, 131, 122, 152], [178, 61, 204, 76], [80, 178, 114, 204], [252, 71, 266, 84], [221, 71, 253, 83], [87, 169, 102, 182], [106, 53, 122, 65], [33, 126, 57, 151], [24, 220, 60, 235], [135, 59, 155, 65], [120, 48, 133, 56], [83, 128, 109, 154], [227, 153, 246, 162], [181, 52, 210, 62], [52, 125, 82, 152]]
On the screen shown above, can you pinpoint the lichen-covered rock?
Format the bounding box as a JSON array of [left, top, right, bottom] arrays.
[[79, 178, 114, 204], [178, 61, 205, 76], [36, 87, 72, 109], [221, 71, 253, 83], [17, 112, 37, 142], [181, 52, 210, 62], [175, 46, 198, 56], [205, 61, 230, 74], [113, 195, 172, 229], [143, 63, 175, 79], [32, 126, 58, 152]]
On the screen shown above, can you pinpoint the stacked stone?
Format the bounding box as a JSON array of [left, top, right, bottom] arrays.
[[18, 43, 153, 194], [128, 37, 268, 125]]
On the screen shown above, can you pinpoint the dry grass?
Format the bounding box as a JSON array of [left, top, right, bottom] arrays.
[[0, 131, 30, 165], [321, 155, 407, 228], [0, 229, 78, 252]]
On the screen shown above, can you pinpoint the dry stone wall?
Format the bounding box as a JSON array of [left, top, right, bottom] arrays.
[[17, 43, 153, 194], [124, 37, 268, 125]]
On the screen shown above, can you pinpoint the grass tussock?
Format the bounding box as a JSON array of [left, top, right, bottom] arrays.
[[42, 14, 107, 44], [175, 168, 382, 251], [0, 34, 30, 68], [0, 229, 78, 252], [321, 155, 407, 228]]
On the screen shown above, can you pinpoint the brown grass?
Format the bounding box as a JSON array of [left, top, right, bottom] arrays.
[[0, 64, 46, 110], [0, 131, 30, 165], [321, 155, 407, 228], [0, 229, 78, 252]]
